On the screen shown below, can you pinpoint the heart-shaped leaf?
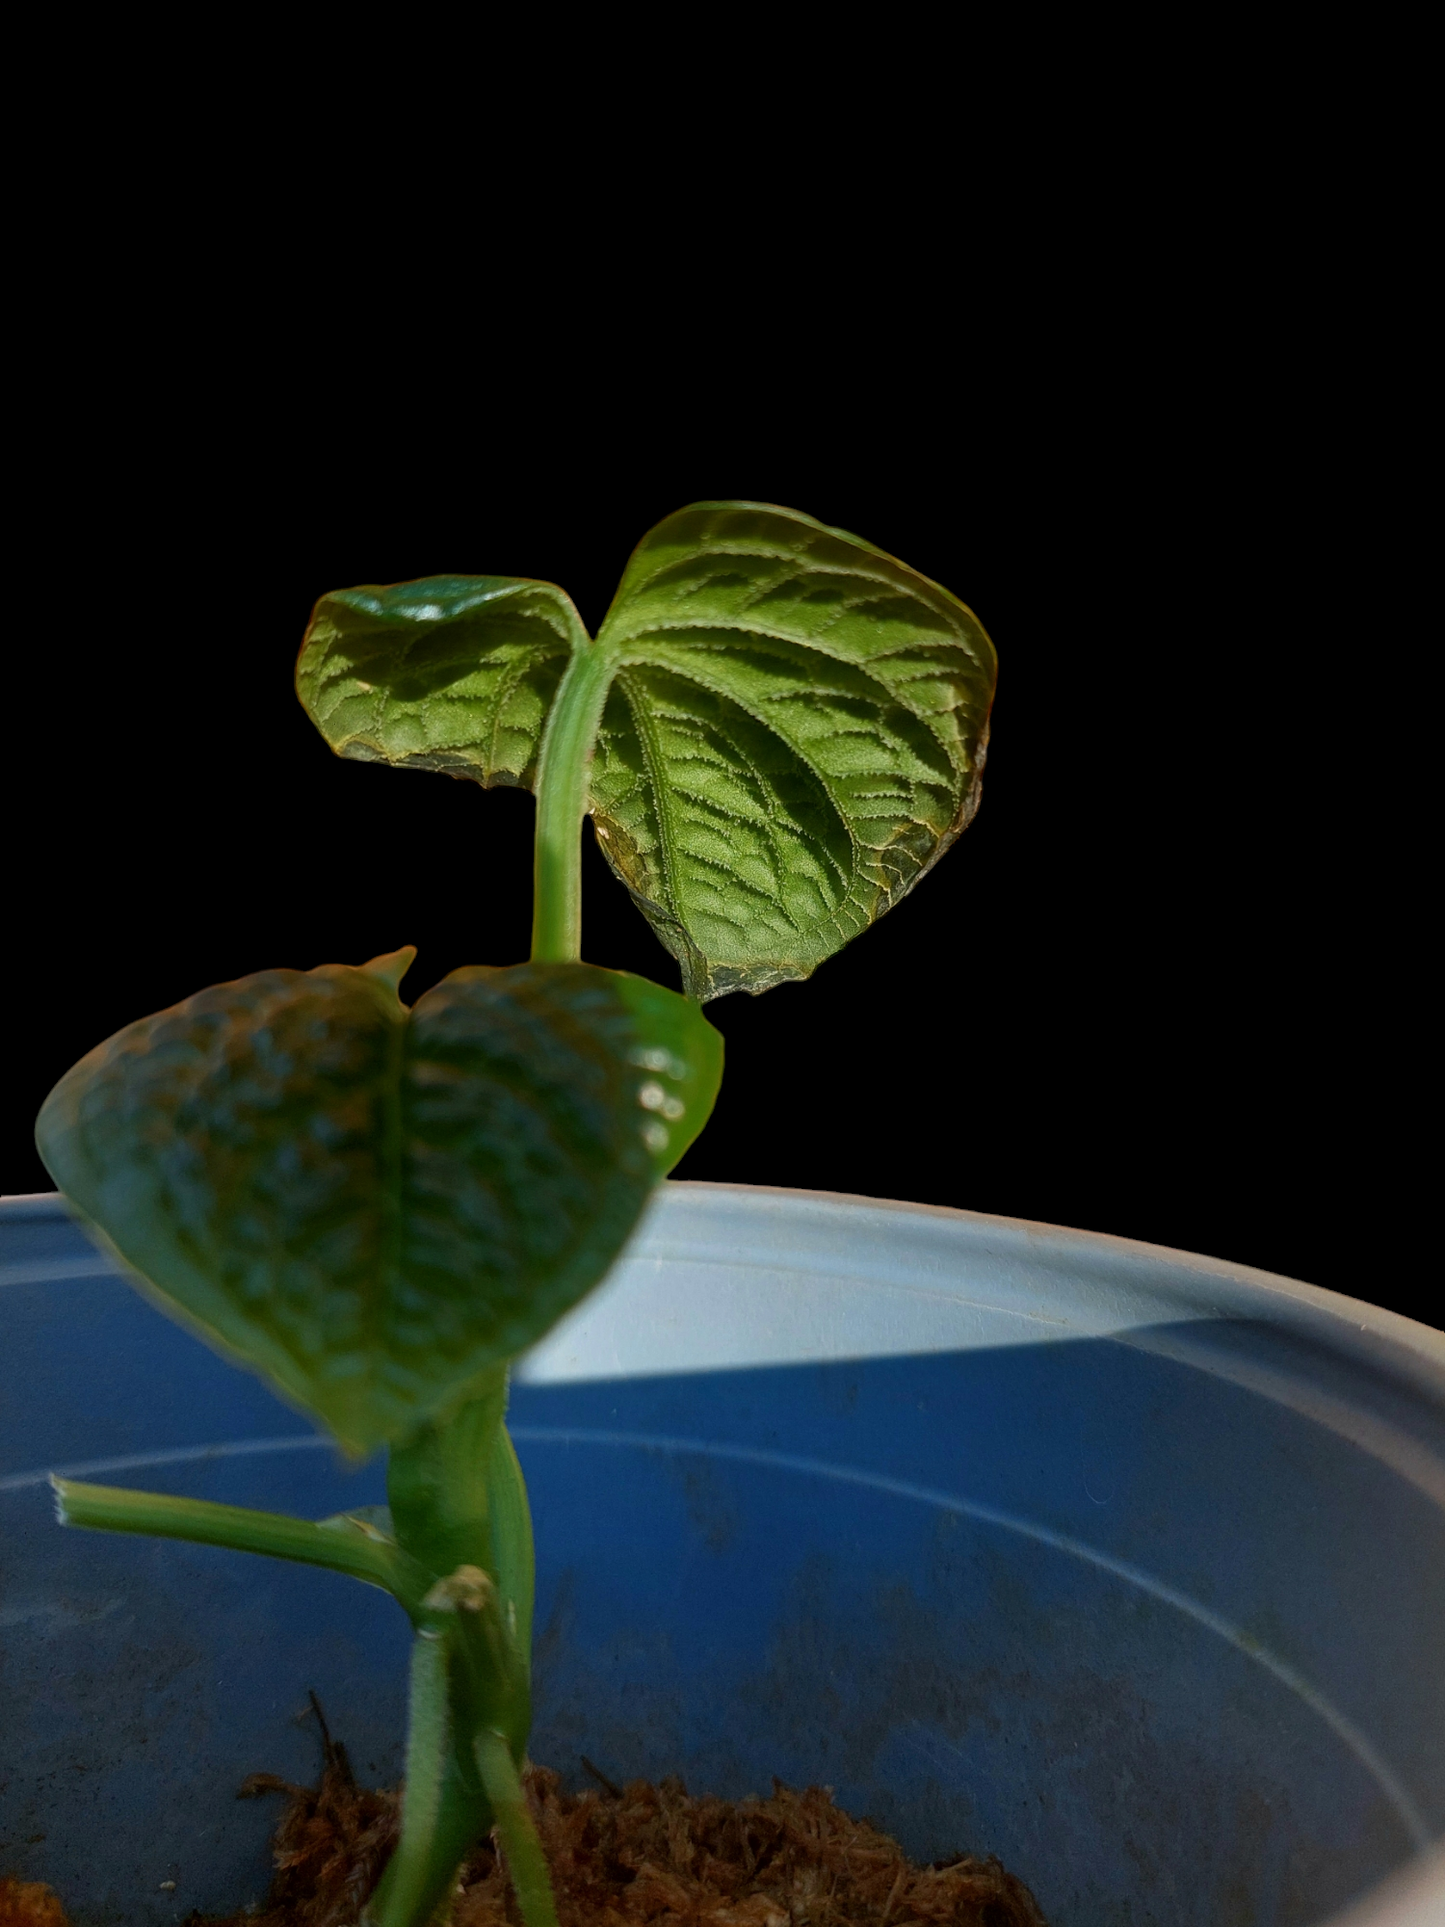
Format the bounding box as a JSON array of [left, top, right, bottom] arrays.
[[590, 503, 997, 998], [297, 576, 588, 790], [35, 952, 721, 1456]]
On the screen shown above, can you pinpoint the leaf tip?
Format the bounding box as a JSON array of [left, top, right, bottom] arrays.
[[361, 946, 418, 995], [49, 1474, 72, 1525]]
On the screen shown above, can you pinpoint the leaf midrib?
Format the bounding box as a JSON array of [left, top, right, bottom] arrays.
[[611, 623, 979, 764], [602, 663, 888, 949], [596, 630, 975, 960], [614, 668, 698, 940], [601, 647, 933, 870]]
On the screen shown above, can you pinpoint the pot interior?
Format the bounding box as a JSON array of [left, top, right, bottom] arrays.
[[2, 1184, 1442, 1927]]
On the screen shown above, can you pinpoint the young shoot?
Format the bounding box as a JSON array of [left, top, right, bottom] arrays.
[[35, 502, 996, 1927]]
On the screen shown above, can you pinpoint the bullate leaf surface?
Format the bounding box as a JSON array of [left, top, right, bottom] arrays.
[[36, 954, 720, 1455], [591, 502, 997, 997], [296, 576, 588, 790]]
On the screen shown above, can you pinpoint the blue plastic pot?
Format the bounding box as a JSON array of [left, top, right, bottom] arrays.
[[2, 1184, 1442, 1926]]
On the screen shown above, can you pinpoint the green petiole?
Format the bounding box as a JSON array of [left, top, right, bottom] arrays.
[[51, 1478, 431, 1607], [530, 642, 616, 965]]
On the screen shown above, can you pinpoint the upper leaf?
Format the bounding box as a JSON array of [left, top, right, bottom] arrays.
[[296, 576, 588, 789], [590, 504, 997, 998], [35, 954, 721, 1456], [293, 505, 997, 1001]]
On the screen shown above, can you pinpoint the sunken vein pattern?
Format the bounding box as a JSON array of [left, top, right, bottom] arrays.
[[591, 503, 997, 1000], [297, 575, 584, 790], [292, 509, 996, 1003]]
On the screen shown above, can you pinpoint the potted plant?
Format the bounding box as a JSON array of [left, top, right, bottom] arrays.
[[4, 504, 1441, 1927], [18, 503, 994, 1921]]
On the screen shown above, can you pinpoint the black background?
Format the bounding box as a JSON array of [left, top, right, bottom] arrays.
[[3, 330, 1417, 1324]]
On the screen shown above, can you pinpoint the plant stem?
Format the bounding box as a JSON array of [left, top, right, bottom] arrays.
[[387, 1372, 509, 1580], [52, 1478, 428, 1603], [531, 644, 615, 964], [474, 1727, 561, 1927], [487, 1420, 536, 1664], [366, 1631, 473, 1927]]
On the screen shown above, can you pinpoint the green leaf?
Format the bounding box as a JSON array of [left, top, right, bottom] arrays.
[[35, 954, 721, 1456], [590, 503, 997, 998], [294, 505, 996, 1001], [296, 575, 589, 790]]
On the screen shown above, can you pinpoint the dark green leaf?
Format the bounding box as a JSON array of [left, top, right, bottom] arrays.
[[590, 503, 997, 998], [296, 576, 588, 789], [35, 952, 721, 1456]]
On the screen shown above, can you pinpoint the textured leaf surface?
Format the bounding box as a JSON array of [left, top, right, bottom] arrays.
[[591, 504, 997, 998], [35, 955, 721, 1455], [296, 576, 588, 789], [293, 505, 996, 1001]]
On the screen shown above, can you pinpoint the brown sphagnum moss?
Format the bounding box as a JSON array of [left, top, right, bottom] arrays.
[[190, 1763, 1047, 1927], [0, 1882, 71, 1927]]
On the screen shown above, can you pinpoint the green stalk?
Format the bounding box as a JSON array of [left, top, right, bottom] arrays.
[[531, 644, 616, 964], [387, 1372, 509, 1580], [487, 1420, 536, 1668], [474, 1726, 561, 1927], [366, 1631, 481, 1927], [372, 1633, 450, 1921], [368, 1382, 539, 1921], [52, 1478, 428, 1603]]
